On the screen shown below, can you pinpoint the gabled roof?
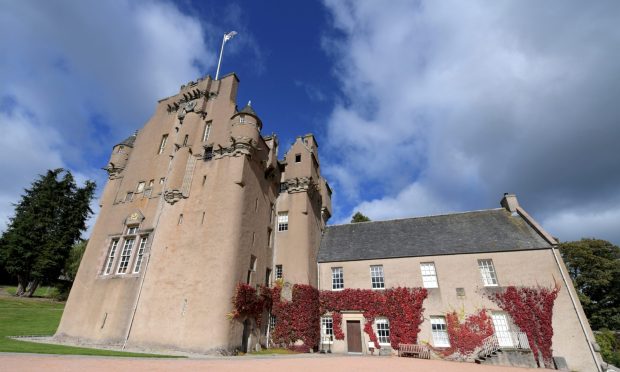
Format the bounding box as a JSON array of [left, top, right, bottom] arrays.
[[318, 208, 552, 263]]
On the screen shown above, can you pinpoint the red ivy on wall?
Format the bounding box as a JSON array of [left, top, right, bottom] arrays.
[[320, 287, 428, 349], [270, 284, 321, 350], [488, 284, 560, 368], [232, 284, 427, 351], [434, 309, 494, 360], [231, 283, 272, 326]]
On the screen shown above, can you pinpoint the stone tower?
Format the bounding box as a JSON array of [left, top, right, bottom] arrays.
[[56, 73, 331, 353]]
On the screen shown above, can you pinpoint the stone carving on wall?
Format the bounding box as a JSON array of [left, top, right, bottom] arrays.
[[163, 190, 184, 205]]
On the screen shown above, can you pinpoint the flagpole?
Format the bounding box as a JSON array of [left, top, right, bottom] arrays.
[[215, 31, 237, 80]]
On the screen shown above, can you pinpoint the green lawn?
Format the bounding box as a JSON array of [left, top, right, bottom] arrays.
[[0, 295, 179, 357], [250, 348, 298, 355]]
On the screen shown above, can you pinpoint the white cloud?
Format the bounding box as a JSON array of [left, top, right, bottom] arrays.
[[0, 0, 216, 235], [322, 0, 620, 243]]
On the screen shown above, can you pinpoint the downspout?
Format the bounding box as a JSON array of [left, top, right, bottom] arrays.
[[550, 246, 602, 372], [122, 153, 177, 350]]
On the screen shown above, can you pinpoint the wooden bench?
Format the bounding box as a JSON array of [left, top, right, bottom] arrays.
[[398, 343, 430, 359]]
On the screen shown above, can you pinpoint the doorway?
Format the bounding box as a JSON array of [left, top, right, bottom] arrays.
[[346, 320, 362, 353], [242, 319, 251, 353]]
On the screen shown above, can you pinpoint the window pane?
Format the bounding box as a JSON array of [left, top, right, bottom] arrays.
[[202, 122, 212, 142], [376, 319, 390, 345], [370, 265, 385, 289], [431, 316, 450, 347], [332, 267, 344, 290], [275, 265, 283, 279], [321, 317, 334, 342], [104, 240, 119, 275], [478, 259, 498, 286], [420, 262, 438, 288], [277, 212, 288, 231], [133, 236, 148, 273], [117, 238, 135, 274]]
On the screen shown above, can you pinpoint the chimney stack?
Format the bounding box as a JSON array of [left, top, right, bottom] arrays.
[[501, 193, 519, 214]]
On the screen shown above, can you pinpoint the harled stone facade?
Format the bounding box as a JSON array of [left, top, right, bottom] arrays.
[[57, 73, 603, 371], [56, 73, 331, 353]]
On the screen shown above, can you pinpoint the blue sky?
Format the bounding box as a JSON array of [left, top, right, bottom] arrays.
[[1, 0, 620, 244]]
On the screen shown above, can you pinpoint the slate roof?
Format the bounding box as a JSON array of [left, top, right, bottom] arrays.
[[318, 208, 552, 263], [239, 103, 259, 117], [116, 131, 137, 148]]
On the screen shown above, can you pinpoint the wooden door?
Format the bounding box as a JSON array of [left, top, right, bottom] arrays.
[[346, 321, 362, 353]]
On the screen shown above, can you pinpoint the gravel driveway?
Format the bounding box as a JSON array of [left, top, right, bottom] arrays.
[[0, 352, 553, 372]]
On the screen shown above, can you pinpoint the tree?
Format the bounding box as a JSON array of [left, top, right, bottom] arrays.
[[559, 238, 620, 330], [351, 212, 371, 223], [0, 169, 95, 297], [64, 239, 88, 282]]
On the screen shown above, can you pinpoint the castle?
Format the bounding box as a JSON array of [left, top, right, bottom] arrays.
[[57, 74, 602, 371]]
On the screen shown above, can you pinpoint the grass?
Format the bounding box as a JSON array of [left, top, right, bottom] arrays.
[[251, 348, 298, 355], [0, 294, 180, 357], [5, 285, 59, 298]]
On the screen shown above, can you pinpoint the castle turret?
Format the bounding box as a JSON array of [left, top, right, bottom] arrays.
[[105, 131, 137, 177]]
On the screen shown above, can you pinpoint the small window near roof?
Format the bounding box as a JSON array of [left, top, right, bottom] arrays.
[[370, 265, 385, 289], [478, 259, 498, 286], [295, 153, 301, 162], [420, 262, 439, 288]]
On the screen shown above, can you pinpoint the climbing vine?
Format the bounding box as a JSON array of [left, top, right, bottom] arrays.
[[434, 309, 494, 360], [231, 283, 272, 326], [320, 287, 428, 349], [488, 283, 560, 368], [232, 284, 427, 351], [270, 284, 321, 350]]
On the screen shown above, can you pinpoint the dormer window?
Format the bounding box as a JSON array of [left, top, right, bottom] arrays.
[[239, 115, 246, 124]]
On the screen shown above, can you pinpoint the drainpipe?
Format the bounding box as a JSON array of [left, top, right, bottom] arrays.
[[550, 246, 602, 372], [122, 153, 176, 350]]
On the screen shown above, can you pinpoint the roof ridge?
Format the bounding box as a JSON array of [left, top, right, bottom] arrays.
[[328, 208, 505, 228]]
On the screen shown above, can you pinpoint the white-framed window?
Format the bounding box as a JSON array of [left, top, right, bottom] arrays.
[[277, 212, 288, 232], [370, 265, 385, 289], [321, 316, 334, 343], [420, 262, 438, 288], [331, 267, 344, 290], [158, 134, 168, 154], [275, 265, 283, 279], [375, 318, 390, 345], [202, 121, 212, 142], [126, 226, 138, 235], [133, 236, 148, 273], [239, 115, 245, 124], [136, 181, 145, 193], [431, 316, 450, 347], [478, 259, 498, 286], [104, 239, 119, 275], [117, 238, 135, 274], [269, 314, 277, 332]]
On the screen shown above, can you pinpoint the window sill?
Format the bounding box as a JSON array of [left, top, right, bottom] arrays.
[[331, 288, 344, 291]]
